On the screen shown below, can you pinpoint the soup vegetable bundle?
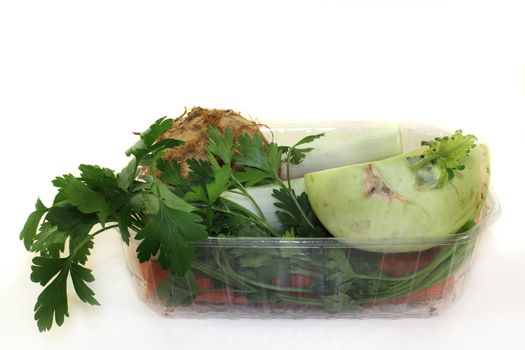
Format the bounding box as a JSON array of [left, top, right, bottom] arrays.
[[20, 108, 489, 331]]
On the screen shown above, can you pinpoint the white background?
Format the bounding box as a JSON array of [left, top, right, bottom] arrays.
[[1, 0, 524, 349]]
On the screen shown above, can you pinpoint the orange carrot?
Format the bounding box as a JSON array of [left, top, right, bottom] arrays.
[[139, 260, 171, 299], [378, 248, 441, 277], [195, 277, 214, 289], [290, 274, 315, 288], [194, 290, 248, 304], [379, 277, 455, 304]]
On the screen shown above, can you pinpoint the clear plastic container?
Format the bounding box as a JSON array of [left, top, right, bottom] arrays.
[[121, 123, 500, 318]]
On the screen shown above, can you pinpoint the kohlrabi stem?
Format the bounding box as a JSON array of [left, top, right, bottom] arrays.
[[410, 153, 438, 172]]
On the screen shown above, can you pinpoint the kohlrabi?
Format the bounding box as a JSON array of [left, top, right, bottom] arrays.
[[304, 131, 489, 252]]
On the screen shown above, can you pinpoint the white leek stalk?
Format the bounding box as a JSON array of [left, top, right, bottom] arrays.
[[222, 124, 404, 230], [277, 124, 402, 179], [221, 178, 305, 230]]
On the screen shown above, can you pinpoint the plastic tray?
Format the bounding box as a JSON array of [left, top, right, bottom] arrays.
[[121, 122, 500, 318]]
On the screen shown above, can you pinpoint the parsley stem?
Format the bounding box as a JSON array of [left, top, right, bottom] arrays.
[[205, 207, 213, 232], [273, 293, 324, 307], [231, 175, 268, 223], [227, 190, 245, 196], [191, 259, 257, 292], [131, 213, 146, 227], [286, 149, 293, 190], [69, 224, 119, 259], [216, 249, 313, 293], [212, 200, 279, 237]]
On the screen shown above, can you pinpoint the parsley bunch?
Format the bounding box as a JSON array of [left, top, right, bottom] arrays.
[[21, 117, 206, 331], [21, 117, 327, 331]]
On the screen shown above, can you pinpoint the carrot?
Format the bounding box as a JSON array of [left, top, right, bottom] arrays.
[[378, 248, 441, 277], [195, 277, 214, 289], [274, 273, 315, 287], [290, 274, 315, 288], [379, 277, 455, 304], [139, 260, 171, 299], [234, 295, 249, 304], [194, 290, 248, 304], [271, 273, 317, 299]]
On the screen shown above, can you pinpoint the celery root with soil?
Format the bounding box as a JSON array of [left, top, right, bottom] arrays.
[[20, 107, 490, 331]]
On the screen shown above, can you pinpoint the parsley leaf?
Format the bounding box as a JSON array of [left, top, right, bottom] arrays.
[[30, 223, 68, 258], [116, 204, 133, 244], [79, 164, 119, 190], [272, 188, 327, 237], [288, 146, 314, 165], [280, 133, 325, 165], [52, 175, 111, 222], [152, 181, 197, 212], [184, 185, 208, 203], [206, 164, 231, 203], [143, 139, 185, 161], [182, 161, 231, 205], [30, 256, 100, 332], [31, 257, 70, 332], [234, 168, 274, 187], [293, 133, 326, 148], [45, 205, 98, 236], [157, 158, 183, 187], [234, 134, 282, 179], [20, 199, 48, 249], [207, 126, 234, 164], [70, 263, 99, 306], [210, 210, 271, 237], [187, 159, 214, 185], [117, 158, 137, 191], [69, 233, 94, 265], [135, 201, 207, 275], [125, 116, 173, 159]]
